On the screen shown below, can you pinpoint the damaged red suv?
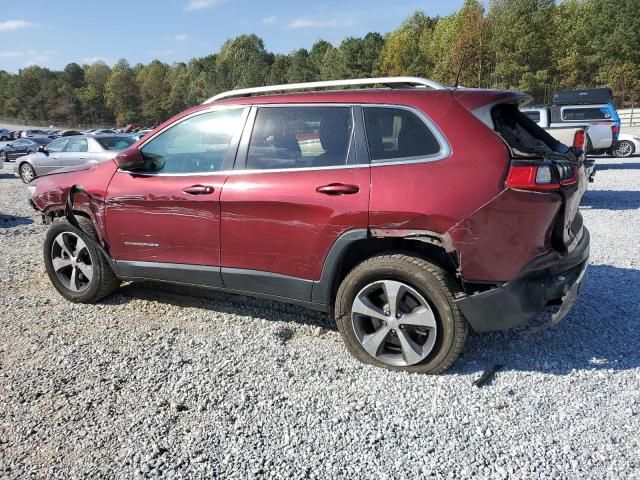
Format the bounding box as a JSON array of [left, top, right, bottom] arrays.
[[29, 77, 589, 373]]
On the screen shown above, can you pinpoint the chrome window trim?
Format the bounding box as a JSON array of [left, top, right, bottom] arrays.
[[119, 103, 451, 177]]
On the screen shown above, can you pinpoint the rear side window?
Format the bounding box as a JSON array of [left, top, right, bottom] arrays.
[[246, 107, 353, 170], [363, 107, 441, 162], [562, 107, 610, 121]]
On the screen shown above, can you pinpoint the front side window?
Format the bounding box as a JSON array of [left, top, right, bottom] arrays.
[[363, 107, 441, 162], [66, 137, 88, 153], [246, 107, 353, 170], [140, 108, 244, 173], [47, 138, 67, 152]]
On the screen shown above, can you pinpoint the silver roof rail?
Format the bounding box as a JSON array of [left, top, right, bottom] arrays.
[[202, 76, 448, 104]]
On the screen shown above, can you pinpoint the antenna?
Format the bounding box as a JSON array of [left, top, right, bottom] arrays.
[[454, 50, 467, 88]]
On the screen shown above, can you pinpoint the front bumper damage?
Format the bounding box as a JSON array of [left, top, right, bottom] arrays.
[[457, 228, 590, 332]]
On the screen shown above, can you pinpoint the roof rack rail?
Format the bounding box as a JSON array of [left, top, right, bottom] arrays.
[[202, 76, 448, 104]]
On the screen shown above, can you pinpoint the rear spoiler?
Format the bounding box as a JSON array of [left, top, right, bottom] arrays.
[[453, 89, 532, 111], [453, 90, 533, 130]]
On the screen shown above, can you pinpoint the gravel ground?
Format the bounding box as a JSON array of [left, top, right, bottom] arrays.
[[0, 158, 639, 479]]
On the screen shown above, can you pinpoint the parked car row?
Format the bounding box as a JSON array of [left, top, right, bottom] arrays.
[[1, 133, 135, 182], [0, 125, 155, 143]]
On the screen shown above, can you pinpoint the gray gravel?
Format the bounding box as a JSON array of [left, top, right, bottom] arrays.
[[0, 157, 639, 479]]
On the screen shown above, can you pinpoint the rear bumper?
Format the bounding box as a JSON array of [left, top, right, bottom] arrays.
[[457, 227, 590, 332]]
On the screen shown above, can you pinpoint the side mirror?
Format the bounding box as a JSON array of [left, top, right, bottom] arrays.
[[115, 147, 145, 171], [37, 145, 48, 155]]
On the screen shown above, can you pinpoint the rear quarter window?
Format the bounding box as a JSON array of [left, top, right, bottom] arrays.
[[363, 107, 442, 162]]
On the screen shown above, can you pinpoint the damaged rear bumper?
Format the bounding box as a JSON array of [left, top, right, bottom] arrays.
[[457, 228, 590, 332]]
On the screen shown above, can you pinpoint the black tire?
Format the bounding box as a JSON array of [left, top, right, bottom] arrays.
[[612, 140, 634, 158], [43, 217, 120, 303], [19, 163, 36, 183], [334, 254, 467, 374], [0, 151, 6, 162], [0, 136, 7, 141]]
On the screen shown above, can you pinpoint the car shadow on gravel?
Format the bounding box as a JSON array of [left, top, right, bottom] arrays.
[[457, 264, 640, 375], [0, 214, 33, 228], [580, 190, 640, 210], [596, 162, 640, 170], [115, 281, 336, 330], [0, 173, 15, 180]]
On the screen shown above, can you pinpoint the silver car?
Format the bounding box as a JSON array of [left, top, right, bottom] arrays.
[[14, 134, 136, 183]]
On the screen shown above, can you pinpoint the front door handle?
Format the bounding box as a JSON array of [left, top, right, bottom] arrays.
[[316, 183, 360, 195], [183, 185, 215, 195]]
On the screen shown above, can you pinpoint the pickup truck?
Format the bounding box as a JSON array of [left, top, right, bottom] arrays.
[[521, 106, 615, 155]]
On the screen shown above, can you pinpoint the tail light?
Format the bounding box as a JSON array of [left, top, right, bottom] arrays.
[[506, 164, 577, 191], [573, 130, 586, 151], [611, 124, 619, 137]]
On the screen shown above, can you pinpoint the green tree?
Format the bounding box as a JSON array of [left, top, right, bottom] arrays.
[[106, 59, 140, 126], [216, 34, 272, 90], [379, 11, 436, 76], [136, 60, 171, 124], [77, 61, 112, 124], [286, 49, 313, 83], [488, 0, 555, 102]]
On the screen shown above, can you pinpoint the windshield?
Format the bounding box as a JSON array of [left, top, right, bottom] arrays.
[[95, 136, 136, 151]]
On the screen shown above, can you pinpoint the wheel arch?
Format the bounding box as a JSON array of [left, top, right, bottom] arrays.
[[312, 229, 460, 308]]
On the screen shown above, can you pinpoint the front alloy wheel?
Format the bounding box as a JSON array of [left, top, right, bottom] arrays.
[[50, 231, 94, 292], [352, 280, 437, 366], [43, 218, 120, 303]]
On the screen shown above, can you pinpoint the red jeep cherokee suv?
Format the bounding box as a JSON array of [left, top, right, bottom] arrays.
[[29, 77, 589, 373]]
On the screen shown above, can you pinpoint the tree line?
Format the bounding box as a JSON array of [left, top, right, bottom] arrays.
[[1, 0, 639, 128]]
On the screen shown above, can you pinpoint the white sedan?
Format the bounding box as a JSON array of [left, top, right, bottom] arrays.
[[611, 133, 640, 157]]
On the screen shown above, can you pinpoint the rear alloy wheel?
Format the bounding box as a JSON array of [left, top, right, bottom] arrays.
[[334, 254, 467, 374], [0, 151, 6, 162], [44, 218, 120, 303], [19, 163, 35, 183], [613, 140, 634, 158], [0, 136, 8, 141], [351, 280, 437, 366]]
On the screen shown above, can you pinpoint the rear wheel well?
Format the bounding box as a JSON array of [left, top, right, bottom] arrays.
[[329, 237, 460, 306]]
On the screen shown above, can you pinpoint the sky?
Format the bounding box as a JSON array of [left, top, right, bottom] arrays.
[[0, 0, 464, 73]]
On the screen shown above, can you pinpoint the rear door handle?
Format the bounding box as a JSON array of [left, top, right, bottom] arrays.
[[183, 185, 215, 195], [316, 183, 360, 195]]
